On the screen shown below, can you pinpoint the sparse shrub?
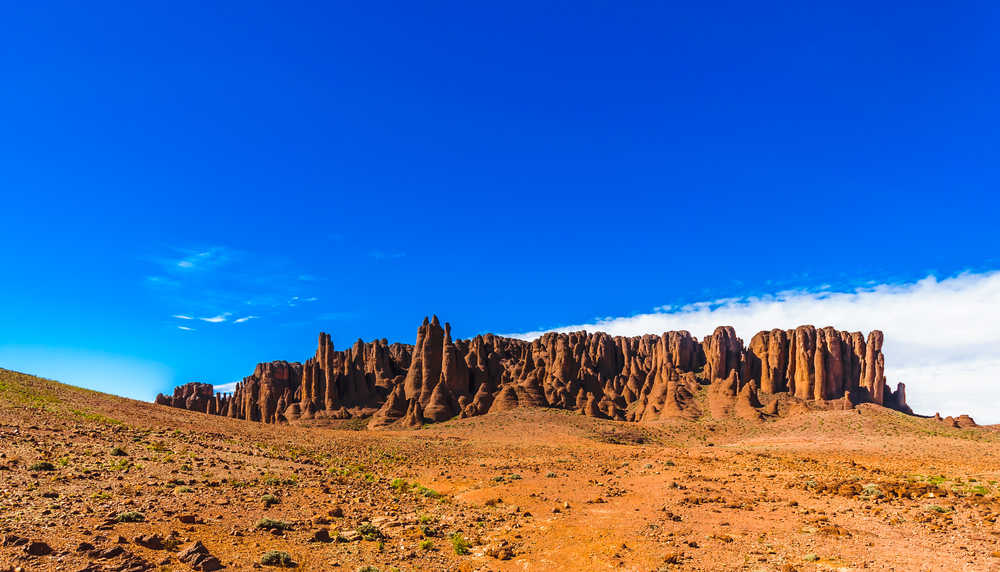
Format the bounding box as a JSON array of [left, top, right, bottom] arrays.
[[148, 441, 170, 453], [390, 478, 409, 490], [358, 523, 385, 541], [30, 461, 55, 471], [257, 518, 291, 531], [413, 484, 441, 498], [419, 524, 439, 538], [803, 553, 819, 562], [175, 486, 194, 494], [262, 493, 280, 507], [116, 511, 145, 523], [508, 474, 522, 481], [926, 504, 950, 513], [860, 484, 884, 499], [109, 459, 131, 472], [110, 447, 128, 457], [664, 460, 676, 466], [419, 539, 433, 550], [357, 567, 379, 572], [545, 472, 557, 478], [260, 550, 293, 566], [450, 532, 470, 555]]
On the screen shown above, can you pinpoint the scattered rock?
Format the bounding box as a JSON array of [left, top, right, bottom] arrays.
[[310, 528, 332, 543], [134, 534, 164, 549], [25, 541, 52, 556], [178, 541, 223, 571]]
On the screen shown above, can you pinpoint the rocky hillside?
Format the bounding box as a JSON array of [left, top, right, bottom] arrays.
[[156, 317, 917, 429]]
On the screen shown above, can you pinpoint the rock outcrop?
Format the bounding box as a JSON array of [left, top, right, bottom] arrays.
[[154, 382, 217, 414], [157, 318, 915, 428]]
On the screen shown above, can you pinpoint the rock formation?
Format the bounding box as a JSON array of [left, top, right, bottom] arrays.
[[157, 318, 916, 429]]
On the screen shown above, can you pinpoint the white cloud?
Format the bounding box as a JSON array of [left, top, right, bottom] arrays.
[[233, 316, 258, 323], [177, 325, 195, 331], [213, 381, 238, 394], [172, 314, 193, 320], [199, 313, 231, 323], [173, 247, 230, 271], [509, 271, 1000, 424]]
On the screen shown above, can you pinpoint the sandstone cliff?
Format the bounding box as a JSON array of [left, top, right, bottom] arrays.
[[157, 318, 912, 428]]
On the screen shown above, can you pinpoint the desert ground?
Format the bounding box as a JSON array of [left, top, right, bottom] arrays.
[[2, 367, 1000, 571]]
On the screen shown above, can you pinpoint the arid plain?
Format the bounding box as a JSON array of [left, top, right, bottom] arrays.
[[3, 367, 1000, 571]]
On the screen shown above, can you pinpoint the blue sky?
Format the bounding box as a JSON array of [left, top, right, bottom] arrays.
[[1, 2, 998, 415]]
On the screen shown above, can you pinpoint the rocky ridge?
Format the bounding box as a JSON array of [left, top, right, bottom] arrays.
[[156, 317, 913, 429]]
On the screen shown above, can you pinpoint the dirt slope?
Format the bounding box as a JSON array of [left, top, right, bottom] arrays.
[[2, 368, 1000, 571]]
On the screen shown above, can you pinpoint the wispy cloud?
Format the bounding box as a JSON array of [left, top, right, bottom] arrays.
[[146, 276, 180, 288], [508, 271, 1000, 424], [147, 245, 324, 332], [177, 325, 195, 331], [199, 313, 231, 323], [173, 247, 232, 272]]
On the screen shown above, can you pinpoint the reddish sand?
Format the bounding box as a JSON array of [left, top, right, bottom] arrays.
[[2, 368, 1000, 571]]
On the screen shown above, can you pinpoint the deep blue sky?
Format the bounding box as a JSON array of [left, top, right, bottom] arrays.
[[1, 1, 997, 400]]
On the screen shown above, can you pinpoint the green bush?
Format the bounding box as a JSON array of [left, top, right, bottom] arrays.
[[116, 511, 145, 523], [256, 518, 291, 531], [262, 493, 280, 507], [414, 484, 441, 498], [29, 461, 55, 471], [260, 550, 293, 566], [860, 483, 883, 499], [451, 532, 470, 555], [358, 523, 385, 541]]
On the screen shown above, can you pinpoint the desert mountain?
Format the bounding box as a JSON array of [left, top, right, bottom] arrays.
[[157, 317, 918, 429]]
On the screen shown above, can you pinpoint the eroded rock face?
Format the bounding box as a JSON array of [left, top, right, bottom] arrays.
[[157, 318, 912, 428], [155, 382, 215, 414]]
